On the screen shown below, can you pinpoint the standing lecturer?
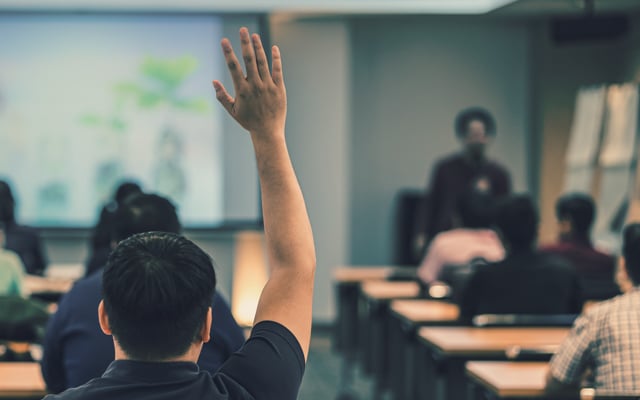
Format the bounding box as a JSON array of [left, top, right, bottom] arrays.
[[419, 107, 511, 251]]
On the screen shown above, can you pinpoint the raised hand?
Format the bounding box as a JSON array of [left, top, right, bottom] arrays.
[[213, 27, 286, 137]]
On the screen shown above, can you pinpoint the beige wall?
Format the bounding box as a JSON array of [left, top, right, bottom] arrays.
[[533, 16, 640, 243]]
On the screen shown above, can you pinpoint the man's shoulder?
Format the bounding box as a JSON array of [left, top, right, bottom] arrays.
[[435, 153, 464, 168], [589, 291, 640, 316], [0, 248, 22, 268]]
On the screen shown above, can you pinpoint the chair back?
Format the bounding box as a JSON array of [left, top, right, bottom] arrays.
[[472, 313, 578, 328]]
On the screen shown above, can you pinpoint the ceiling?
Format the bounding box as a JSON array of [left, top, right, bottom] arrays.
[[492, 0, 640, 16], [0, 0, 639, 16]]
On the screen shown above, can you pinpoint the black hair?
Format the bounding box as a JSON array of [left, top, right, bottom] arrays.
[[114, 181, 142, 206], [555, 192, 595, 236], [623, 223, 640, 285], [495, 194, 538, 251], [103, 231, 216, 361], [111, 194, 181, 243], [0, 180, 16, 224], [457, 191, 496, 229], [454, 107, 496, 138]]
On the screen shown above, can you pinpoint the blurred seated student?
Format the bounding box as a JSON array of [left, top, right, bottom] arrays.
[[84, 181, 142, 277], [547, 223, 640, 393], [0, 222, 26, 296], [417, 191, 504, 285], [43, 27, 314, 400], [41, 194, 245, 393], [540, 193, 617, 300], [0, 180, 47, 276], [459, 194, 582, 323]]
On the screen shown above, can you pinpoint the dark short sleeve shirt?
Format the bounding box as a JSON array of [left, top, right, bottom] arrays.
[[43, 321, 305, 400]]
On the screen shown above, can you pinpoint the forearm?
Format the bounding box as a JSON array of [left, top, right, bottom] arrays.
[[251, 131, 315, 271]]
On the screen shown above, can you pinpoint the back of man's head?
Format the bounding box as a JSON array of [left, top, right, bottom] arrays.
[[556, 192, 595, 236], [457, 191, 496, 229], [103, 231, 216, 361], [112, 193, 181, 243], [495, 194, 538, 251], [623, 223, 640, 285]]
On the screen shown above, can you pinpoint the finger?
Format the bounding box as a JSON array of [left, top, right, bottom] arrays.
[[221, 38, 245, 90], [271, 45, 284, 87], [252, 33, 271, 82], [239, 27, 259, 81], [212, 80, 235, 115]]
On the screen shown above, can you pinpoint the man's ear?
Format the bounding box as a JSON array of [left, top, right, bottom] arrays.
[[200, 307, 213, 344], [98, 300, 113, 335]]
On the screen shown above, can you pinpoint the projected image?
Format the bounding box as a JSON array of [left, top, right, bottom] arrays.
[[0, 15, 224, 226]]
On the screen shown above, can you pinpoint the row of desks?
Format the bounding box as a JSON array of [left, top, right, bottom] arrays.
[[333, 266, 570, 400]]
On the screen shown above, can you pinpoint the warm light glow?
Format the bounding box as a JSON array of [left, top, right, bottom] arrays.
[[231, 231, 269, 327]]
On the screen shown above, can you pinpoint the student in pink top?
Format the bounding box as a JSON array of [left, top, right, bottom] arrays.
[[417, 191, 504, 284]]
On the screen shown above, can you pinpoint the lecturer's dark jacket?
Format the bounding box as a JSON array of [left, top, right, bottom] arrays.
[[424, 153, 511, 240]]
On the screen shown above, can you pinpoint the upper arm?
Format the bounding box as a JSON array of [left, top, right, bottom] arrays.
[[252, 266, 314, 360], [418, 237, 443, 283], [216, 321, 305, 400]]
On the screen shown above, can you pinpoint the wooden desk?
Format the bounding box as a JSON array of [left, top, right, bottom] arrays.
[[417, 327, 569, 400], [333, 266, 395, 283], [360, 280, 421, 300], [466, 361, 549, 399], [24, 276, 74, 303], [0, 362, 47, 398], [358, 281, 421, 398], [388, 300, 460, 400], [390, 299, 459, 322], [332, 266, 407, 398], [333, 266, 403, 355], [419, 327, 568, 357]]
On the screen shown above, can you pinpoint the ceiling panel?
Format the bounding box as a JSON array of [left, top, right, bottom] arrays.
[[493, 0, 640, 16]]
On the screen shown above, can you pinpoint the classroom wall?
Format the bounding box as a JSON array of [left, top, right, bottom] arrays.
[[270, 17, 351, 323], [532, 18, 637, 243], [349, 16, 532, 265]]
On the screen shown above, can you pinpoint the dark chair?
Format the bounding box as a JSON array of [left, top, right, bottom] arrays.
[[392, 189, 427, 266]]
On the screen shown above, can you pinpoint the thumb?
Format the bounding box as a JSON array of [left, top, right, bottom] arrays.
[[213, 80, 235, 115]]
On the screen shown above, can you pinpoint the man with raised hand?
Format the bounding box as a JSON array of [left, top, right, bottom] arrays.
[[45, 27, 315, 400]]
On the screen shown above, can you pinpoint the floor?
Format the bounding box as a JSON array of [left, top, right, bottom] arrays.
[[298, 329, 390, 400]]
